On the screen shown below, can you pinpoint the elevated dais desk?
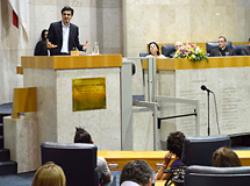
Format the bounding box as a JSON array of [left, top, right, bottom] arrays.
[[143, 56, 250, 137]]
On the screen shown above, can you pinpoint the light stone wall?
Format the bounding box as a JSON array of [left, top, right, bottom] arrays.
[[123, 0, 250, 56]]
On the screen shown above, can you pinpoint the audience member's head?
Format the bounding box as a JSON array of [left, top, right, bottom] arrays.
[[41, 29, 48, 41], [218, 36, 227, 49], [212, 147, 241, 167], [32, 162, 66, 186], [175, 41, 183, 50], [148, 41, 160, 56], [166, 131, 186, 158], [120, 160, 153, 186], [74, 127, 93, 144]]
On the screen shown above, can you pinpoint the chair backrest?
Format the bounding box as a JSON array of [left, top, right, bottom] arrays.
[[161, 44, 176, 58], [182, 136, 230, 166], [185, 165, 250, 186], [41, 142, 98, 186], [206, 41, 233, 56]]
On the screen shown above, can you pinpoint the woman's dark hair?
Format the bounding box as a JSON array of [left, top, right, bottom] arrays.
[[120, 160, 153, 185], [74, 127, 93, 144], [166, 131, 185, 158], [41, 29, 48, 41], [148, 41, 160, 55], [61, 6, 74, 16], [212, 147, 241, 167]]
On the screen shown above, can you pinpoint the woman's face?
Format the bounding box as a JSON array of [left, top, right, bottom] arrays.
[[44, 31, 48, 39], [149, 43, 158, 56]]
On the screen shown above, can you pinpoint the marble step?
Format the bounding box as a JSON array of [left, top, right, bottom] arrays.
[[0, 161, 17, 175]]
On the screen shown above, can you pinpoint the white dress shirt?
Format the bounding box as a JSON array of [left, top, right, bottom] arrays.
[[60, 22, 70, 53]]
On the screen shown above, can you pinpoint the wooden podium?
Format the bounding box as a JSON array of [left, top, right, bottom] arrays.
[[4, 55, 122, 172]]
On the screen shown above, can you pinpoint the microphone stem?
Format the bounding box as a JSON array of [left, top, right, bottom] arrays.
[[207, 91, 210, 136]]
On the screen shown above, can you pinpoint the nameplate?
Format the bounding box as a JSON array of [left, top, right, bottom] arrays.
[[72, 78, 106, 111]]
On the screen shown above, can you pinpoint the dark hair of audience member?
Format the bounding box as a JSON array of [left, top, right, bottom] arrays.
[[148, 41, 160, 55], [120, 160, 153, 185], [212, 147, 241, 167], [32, 161, 66, 186], [74, 127, 93, 144], [166, 131, 186, 158], [41, 29, 48, 41], [61, 6, 74, 15], [218, 35, 227, 42]]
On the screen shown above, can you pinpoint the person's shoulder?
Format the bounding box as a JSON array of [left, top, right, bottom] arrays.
[[70, 23, 79, 29], [50, 21, 61, 27], [97, 157, 107, 164]]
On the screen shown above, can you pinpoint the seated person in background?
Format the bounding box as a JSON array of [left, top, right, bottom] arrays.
[[155, 131, 185, 183], [212, 147, 241, 167], [175, 41, 183, 51], [146, 41, 166, 58], [210, 36, 234, 57], [74, 127, 111, 185], [120, 160, 153, 186], [32, 161, 66, 186], [34, 29, 49, 56]]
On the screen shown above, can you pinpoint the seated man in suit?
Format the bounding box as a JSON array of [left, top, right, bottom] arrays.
[[210, 36, 234, 57], [48, 6, 88, 55]]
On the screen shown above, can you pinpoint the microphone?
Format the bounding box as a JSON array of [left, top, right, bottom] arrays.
[[201, 85, 214, 93]]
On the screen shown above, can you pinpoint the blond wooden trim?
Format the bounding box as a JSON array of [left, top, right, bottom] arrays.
[[21, 54, 122, 70], [98, 151, 166, 171], [12, 87, 37, 119], [142, 57, 250, 71], [98, 150, 250, 171], [16, 66, 23, 74]]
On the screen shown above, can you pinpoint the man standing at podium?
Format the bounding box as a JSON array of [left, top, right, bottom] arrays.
[[48, 6, 88, 56]]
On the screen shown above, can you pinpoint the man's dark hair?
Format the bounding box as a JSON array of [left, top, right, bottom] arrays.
[[61, 6, 74, 15], [74, 127, 93, 144], [218, 35, 227, 42], [167, 131, 185, 158], [120, 160, 153, 185]]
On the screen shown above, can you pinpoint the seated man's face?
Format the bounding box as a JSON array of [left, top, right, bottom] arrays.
[[218, 37, 226, 49]]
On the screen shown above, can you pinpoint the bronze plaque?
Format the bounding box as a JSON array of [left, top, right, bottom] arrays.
[[72, 78, 106, 111]]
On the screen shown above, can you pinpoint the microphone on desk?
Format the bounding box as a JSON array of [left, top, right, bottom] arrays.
[[201, 85, 214, 93]]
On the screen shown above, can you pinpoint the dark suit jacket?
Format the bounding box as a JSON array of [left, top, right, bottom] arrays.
[[48, 21, 83, 55], [210, 46, 234, 57]]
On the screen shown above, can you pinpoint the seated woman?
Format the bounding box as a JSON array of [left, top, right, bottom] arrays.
[[74, 127, 112, 185], [32, 161, 66, 186], [155, 131, 185, 183], [212, 147, 241, 167], [146, 41, 166, 58], [34, 29, 49, 56]]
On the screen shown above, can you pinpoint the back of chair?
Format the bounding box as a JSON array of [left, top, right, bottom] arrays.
[[161, 44, 176, 58], [206, 41, 233, 56], [185, 165, 250, 186], [182, 136, 230, 166], [41, 142, 98, 186]]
